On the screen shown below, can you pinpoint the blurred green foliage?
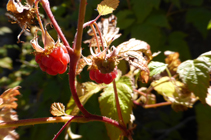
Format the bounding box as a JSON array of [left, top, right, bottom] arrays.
[[1, 0, 211, 139]]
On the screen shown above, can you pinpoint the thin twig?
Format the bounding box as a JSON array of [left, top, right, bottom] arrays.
[[143, 102, 172, 108], [90, 24, 101, 53]]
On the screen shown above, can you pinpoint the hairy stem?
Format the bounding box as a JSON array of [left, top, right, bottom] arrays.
[[93, 22, 105, 50], [53, 116, 76, 140], [90, 24, 101, 53], [143, 102, 172, 108], [0, 116, 129, 136], [40, 0, 72, 52], [113, 80, 126, 127]]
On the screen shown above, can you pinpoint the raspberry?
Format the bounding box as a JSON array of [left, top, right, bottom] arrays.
[[89, 68, 118, 84], [35, 45, 70, 75]]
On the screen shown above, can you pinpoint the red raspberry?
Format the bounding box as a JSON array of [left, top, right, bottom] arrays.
[[35, 45, 70, 75], [89, 68, 118, 84]]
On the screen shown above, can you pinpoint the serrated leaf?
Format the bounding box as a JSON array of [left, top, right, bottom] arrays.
[[0, 86, 20, 140], [151, 77, 198, 111], [145, 13, 170, 28], [97, 0, 119, 16], [66, 82, 104, 115], [0, 86, 21, 109], [50, 102, 66, 116], [0, 57, 13, 69], [177, 59, 210, 103], [116, 10, 135, 29], [99, 76, 133, 140], [148, 61, 167, 76]]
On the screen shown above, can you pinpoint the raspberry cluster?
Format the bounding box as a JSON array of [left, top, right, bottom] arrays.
[[89, 68, 118, 84], [35, 46, 70, 75]]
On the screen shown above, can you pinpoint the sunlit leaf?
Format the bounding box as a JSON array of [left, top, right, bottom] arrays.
[[50, 102, 66, 116], [177, 59, 210, 103], [206, 87, 211, 107], [66, 82, 104, 115], [148, 61, 167, 76], [151, 77, 198, 111], [99, 76, 133, 140], [97, 0, 119, 16], [0, 57, 13, 69]]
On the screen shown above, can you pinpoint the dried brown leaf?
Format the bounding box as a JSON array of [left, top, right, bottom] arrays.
[[50, 102, 66, 116], [76, 55, 92, 75], [164, 51, 181, 75], [97, 0, 119, 16], [0, 86, 21, 109], [84, 15, 121, 48], [0, 87, 20, 140]]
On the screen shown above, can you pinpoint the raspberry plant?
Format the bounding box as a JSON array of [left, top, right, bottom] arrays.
[[1, 0, 211, 140]]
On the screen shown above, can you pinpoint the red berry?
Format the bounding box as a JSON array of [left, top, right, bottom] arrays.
[[41, 55, 55, 68], [58, 65, 67, 74], [39, 63, 46, 72], [35, 53, 42, 63], [46, 68, 57, 75], [103, 73, 113, 84], [89, 69, 96, 80], [51, 60, 65, 73]]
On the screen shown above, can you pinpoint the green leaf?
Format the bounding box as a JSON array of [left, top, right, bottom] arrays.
[[131, 24, 162, 51], [186, 8, 211, 37], [177, 59, 210, 103], [171, 0, 181, 8], [207, 20, 211, 29], [116, 10, 135, 29], [196, 103, 211, 140], [145, 13, 170, 28], [0, 57, 13, 69], [131, 0, 161, 23], [148, 61, 167, 76], [66, 82, 104, 115], [183, 0, 203, 6], [197, 51, 211, 70], [99, 76, 133, 140], [165, 31, 191, 60]]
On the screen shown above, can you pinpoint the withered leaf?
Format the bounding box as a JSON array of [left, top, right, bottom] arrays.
[[7, 0, 29, 13], [0, 87, 20, 140], [117, 38, 152, 62], [0, 86, 21, 109], [164, 51, 181, 75], [97, 0, 119, 16], [84, 15, 121, 48], [50, 102, 66, 117], [76, 55, 92, 75]]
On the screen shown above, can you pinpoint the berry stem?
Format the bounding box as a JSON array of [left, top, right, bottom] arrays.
[[40, 0, 73, 53], [112, 80, 126, 128], [35, 0, 45, 36], [90, 24, 101, 53], [94, 22, 105, 50]]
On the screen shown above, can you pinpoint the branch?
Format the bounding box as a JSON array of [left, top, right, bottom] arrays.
[[0, 116, 129, 136]]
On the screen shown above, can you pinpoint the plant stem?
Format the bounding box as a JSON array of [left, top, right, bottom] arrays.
[[53, 116, 76, 140], [74, 0, 87, 53], [40, 0, 72, 52], [0, 116, 129, 136], [93, 22, 105, 50], [35, 0, 44, 35], [90, 24, 101, 53], [143, 102, 172, 108], [112, 80, 126, 127]]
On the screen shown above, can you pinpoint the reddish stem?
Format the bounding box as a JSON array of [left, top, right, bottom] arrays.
[[40, 0, 72, 52]]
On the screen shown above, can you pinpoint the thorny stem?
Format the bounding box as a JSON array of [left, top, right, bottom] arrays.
[[93, 22, 105, 50], [113, 80, 126, 127], [40, 0, 72, 52], [90, 24, 101, 53]]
